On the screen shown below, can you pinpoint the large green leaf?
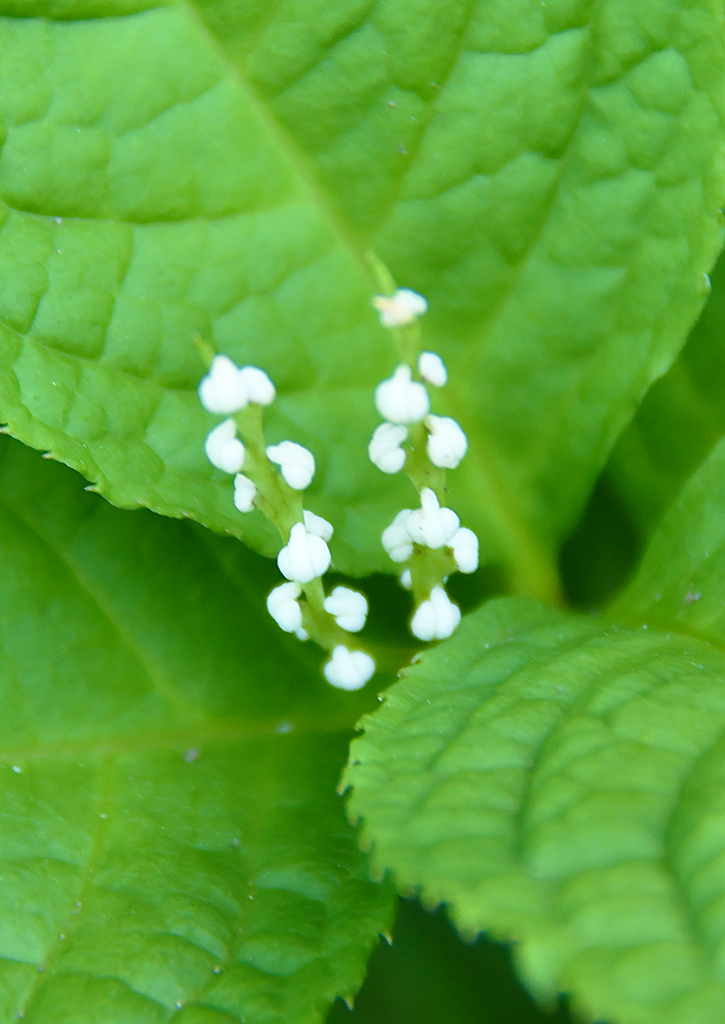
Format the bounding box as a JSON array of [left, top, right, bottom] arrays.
[[344, 595, 725, 1024], [0, 435, 393, 1024], [345, 432, 725, 1024], [613, 434, 725, 642], [606, 244, 725, 540], [0, 1, 723, 592]]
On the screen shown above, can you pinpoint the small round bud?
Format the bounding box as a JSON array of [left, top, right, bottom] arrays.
[[266, 441, 316, 490], [406, 488, 459, 549], [198, 355, 249, 414], [410, 586, 461, 641], [239, 366, 276, 405], [368, 422, 408, 474], [233, 473, 257, 512], [323, 646, 376, 690], [267, 582, 304, 634], [373, 289, 428, 328], [303, 510, 334, 542], [382, 509, 414, 563], [399, 569, 412, 590], [450, 527, 479, 574], [324, 586, 368, 633], [425, 415, 468, 469], [374, 365, 430, 424], [418, 351, 447, 387], [277, 522, 331, 583], [204, 418, 246, 474]]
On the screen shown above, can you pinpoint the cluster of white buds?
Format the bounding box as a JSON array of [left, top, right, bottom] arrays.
[[371, 288, 479, 643], [199, 355, 280, 512], [199, 354, 375, 692]]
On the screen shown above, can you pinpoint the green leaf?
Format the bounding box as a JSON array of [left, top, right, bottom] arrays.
[[0, 435, 393, 1024], [607, 245, 725, 539], [0, 1, 723, 591], [344, 592, 725, 1024], [195, 0, 725, 580], [613, 434, 725, 644]]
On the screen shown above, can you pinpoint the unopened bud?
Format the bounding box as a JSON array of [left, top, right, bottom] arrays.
[[382, 509, 414, 563], [204, 418, 246, 474], [303, 510, 334, 542], [266, 441, 316, 491], [323, 646, 376, 690], [405, 488, 459, 548], [373, 288, 428, 328], [239, 366, 276, 405], [267, 582, 305, 635], [324, 586, 368, 633], [374, 365, 430, 424], [277, 522, 331, 583], [368, 422, 408, 474], [198, 355, 249, 414], [450, 527, 479, 574], [417, 351, 447, 387], [233, 473, 257, 512], [410, 586, 461, 641], [425, 415, 468, 469]]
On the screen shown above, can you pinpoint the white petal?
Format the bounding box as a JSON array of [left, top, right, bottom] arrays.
[[373, 288, 428, 328], [324, 586, 368, 633], [410, 586, 461, 641], [239, 366, 276, 405], [233, 473, 257, 512], [405, 488, 459, 549], [204, 418, 246, 474], [266, 440, 316, 490], [198, 355, 249, 414], [450, 527, 479, 574], [277, 522, 331, 583], [417, 351, 448, 387], [399, 568, 412, 590], [303, 510, 334, 542], [382, 509, 414, 562], [425, 415, 468, 469], [266, 582, 303, 633], [374, 365, 430, 424], [368, 422, 408, 474], [323, 646, 376, 690]]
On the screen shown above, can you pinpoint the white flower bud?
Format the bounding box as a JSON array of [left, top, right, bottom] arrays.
[[418, 351, 447, 387], [323, 645, 376, 690], [368, 422, 408, 474], [198, 355, 249, 414], [303, 510, 334, 542], [266, 441, 316, 490], [324, 586, 368, 633], [399, 568, 412, 590], [204, 418, 246, 474], [277, 522, 331, 583], [450, 527, 479, 574], [233, 473, 257, 512], [382, 509, 414, 563], [373, 288, 428, 328], [410, 586, 461, 641], [405, 488, 459, 549], [425, 415, 468, 469], [374, 365, 430, 424], [267, 582, 304, 633], [239, 366, 276, 406]]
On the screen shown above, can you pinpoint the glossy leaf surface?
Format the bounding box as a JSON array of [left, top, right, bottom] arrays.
[[347, 440, 725, 1024], [0, 436, 393, 1024], [0, 0, 722, 591]]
